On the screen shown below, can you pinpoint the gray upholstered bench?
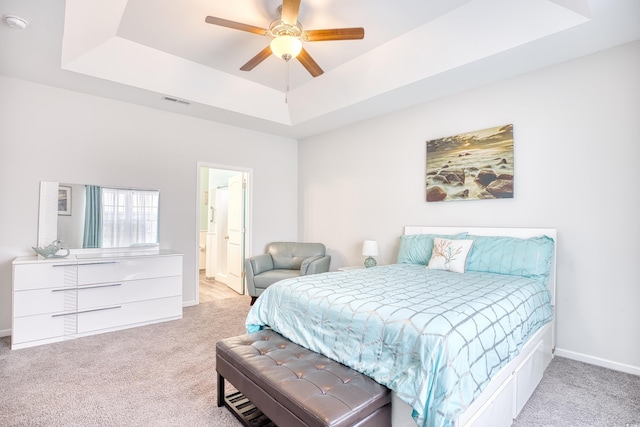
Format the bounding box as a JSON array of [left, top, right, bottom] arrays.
[[216, 329, 391, 427]]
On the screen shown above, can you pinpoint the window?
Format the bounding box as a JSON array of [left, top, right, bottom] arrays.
[[101, 188, 159, 248]]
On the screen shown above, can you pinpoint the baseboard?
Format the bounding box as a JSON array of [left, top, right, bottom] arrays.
[[555, 347, 640, 376], [0, 328, 11, 338]]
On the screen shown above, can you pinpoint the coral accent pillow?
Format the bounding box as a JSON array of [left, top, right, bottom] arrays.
[[427, 238, 474, 273]]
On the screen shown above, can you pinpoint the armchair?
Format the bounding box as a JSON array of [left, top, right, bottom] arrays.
[[245, 242, 331, 305]]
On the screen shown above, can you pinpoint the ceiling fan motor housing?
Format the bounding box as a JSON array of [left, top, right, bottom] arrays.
[[269, 19, 302, 38]]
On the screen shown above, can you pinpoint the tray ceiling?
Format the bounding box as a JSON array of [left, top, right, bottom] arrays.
[[1, 0, 639, 138]]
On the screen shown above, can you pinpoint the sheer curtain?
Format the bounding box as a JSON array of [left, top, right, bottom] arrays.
[[101, 188, 159, 248], [82, 185, 103, 248]]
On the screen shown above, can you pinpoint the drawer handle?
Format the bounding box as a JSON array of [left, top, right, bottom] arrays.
[[78, 261, 119, 266], [78, 283, 122, 290], [52, 283, 122, 292], [77, 306, 121, 315], [51, 264, 77, 268], [51, 311, 78, 317], [51, 306, 121, 317]]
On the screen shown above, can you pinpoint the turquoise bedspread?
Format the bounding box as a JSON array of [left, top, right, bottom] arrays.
[[246, 264, 553, 427]]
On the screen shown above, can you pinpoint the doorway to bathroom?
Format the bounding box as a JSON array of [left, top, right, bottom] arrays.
[[196, 162, 251, 304]]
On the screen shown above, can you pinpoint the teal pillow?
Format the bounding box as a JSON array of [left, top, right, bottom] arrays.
[[397, 233, 468, 265], [465, 235, 555, 284]]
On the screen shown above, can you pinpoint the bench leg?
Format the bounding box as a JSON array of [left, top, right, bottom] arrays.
[[217, 372, 225, 407]]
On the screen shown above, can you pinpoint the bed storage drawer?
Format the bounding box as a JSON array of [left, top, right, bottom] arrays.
[[462, 374, 514, 427], [514, 340, 545, 416]]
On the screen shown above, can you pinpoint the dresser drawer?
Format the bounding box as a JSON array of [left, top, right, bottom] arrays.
[[77, 276, 181, 309], [13, 287, 77, 317], [77, 296, 182, 334], [77, 255, 182, 285], [12, 252, 183, 350], [12, 312, 77, 345], [13, 262, 77, 291]]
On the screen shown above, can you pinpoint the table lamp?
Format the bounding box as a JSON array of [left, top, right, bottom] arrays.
[[362, 240, 379, 268]]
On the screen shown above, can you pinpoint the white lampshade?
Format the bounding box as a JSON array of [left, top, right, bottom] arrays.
[[362, 240, 379, 257], [270, 35, 302, 60]]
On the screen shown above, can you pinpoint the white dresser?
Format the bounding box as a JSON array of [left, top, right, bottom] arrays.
[[11, 250, 183, 350]]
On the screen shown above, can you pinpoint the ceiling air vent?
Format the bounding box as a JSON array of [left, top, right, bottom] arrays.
[[162, 96, 190, 106]]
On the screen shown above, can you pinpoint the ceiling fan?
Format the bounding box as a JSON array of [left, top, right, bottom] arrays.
[[205, 0, 365, 78]]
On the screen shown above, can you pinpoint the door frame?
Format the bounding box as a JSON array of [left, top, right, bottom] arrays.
[[195, 161, 252, 304]]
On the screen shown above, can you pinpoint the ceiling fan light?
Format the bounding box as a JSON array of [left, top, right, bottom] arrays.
[[270, 35, 302, 60]]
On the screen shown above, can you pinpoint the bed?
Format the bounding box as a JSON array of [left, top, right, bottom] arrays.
[[245, 226, 556, 427]]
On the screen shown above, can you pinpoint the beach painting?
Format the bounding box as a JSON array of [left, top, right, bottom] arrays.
[[426, 124, 514, 202]]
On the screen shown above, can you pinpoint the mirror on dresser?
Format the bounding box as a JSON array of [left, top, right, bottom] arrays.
[[38, 181, 160, 250]]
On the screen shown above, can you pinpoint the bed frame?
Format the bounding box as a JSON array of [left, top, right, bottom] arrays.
[[391, 226, 557, 427]]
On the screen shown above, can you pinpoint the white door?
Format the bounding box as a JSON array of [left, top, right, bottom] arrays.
[[199, 230, 207, 270], [205, 176, 218, 279], [226, 174, 245, 294], [214, 187, 228, 283]]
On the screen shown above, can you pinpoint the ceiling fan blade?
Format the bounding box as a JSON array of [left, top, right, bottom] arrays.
[[297, 48, 323, 77], [304, 28, 365, 42], [240, 45, 273, 71], [281, 0, 301, 26], [205, 16, 269, 36]]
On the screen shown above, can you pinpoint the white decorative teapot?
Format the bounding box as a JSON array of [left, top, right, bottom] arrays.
[[32, 239, 70, 258]]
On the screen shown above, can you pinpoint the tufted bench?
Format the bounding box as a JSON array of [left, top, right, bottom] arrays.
[[216, 329, 391, 427]]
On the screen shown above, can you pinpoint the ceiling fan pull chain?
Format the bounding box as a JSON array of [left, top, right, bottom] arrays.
[[285, 60, 290, 103]]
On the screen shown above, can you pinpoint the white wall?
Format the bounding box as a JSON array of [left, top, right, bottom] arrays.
[[1, 42, 637, 376], [0, 76, 299, 333], [298, 41, 640, 374]]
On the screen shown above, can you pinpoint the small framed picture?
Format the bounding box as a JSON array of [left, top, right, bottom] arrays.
[[58, 186, 71, 215]]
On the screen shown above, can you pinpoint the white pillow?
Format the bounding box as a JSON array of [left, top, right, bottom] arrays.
[[427, 238, 474, 273]]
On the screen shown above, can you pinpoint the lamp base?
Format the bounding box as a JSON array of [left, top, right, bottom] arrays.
[[364, 256, 377, 268]]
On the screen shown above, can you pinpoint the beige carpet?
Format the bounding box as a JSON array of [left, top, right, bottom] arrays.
[[0, 295, 251, 427], [3, 295, 638, 427]]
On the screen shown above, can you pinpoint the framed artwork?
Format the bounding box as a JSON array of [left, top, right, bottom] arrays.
[[426, 124, 514, 202], [58, 186, 71, 215]]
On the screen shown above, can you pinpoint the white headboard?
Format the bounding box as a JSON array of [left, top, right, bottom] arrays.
[[404, 226, 557, 307]]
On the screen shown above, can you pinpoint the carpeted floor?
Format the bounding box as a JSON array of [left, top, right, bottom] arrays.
[[513, 356, 640, 427], [0, 295, 251, 427], [1, 294, 638, 427]]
